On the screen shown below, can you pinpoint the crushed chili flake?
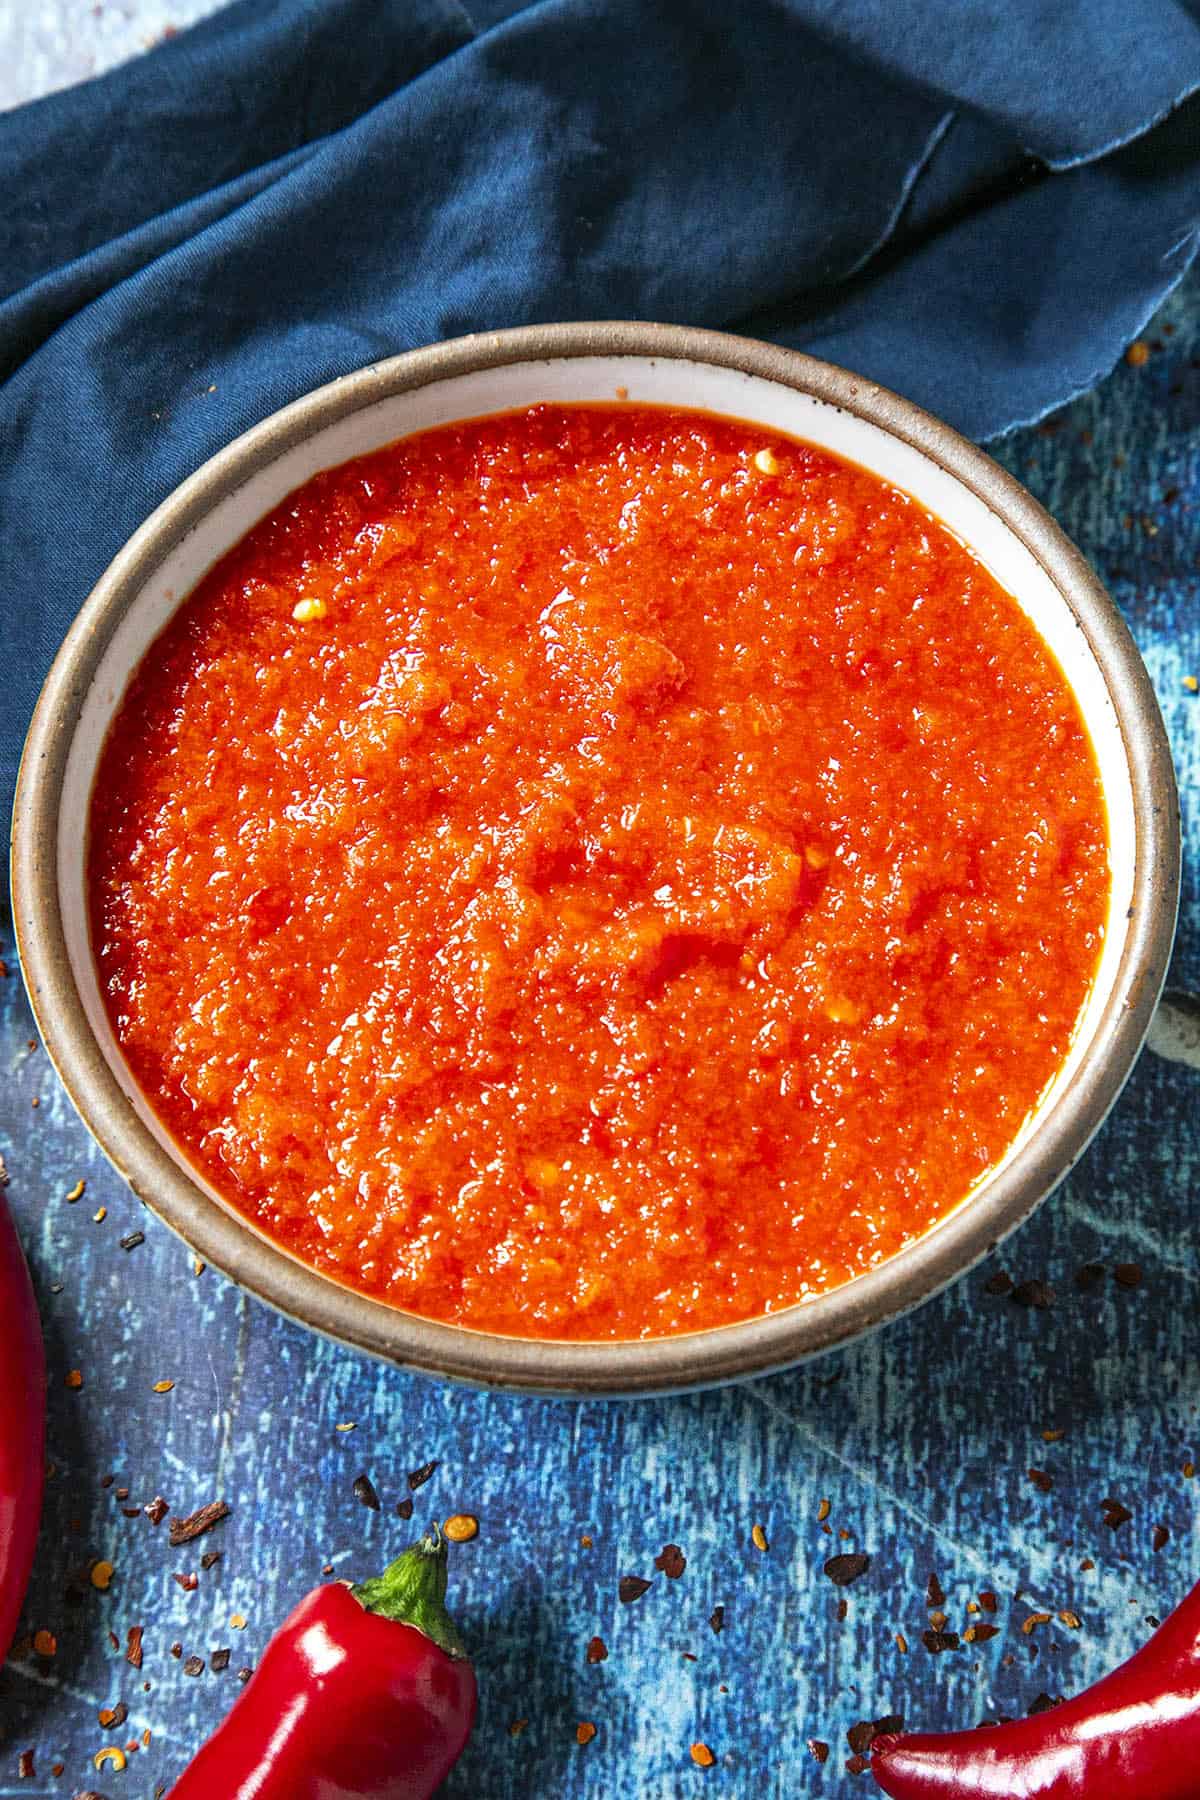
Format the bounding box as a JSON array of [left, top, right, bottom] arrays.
[[847, 1721, 876, 1755], [17, 1749, 34, 1778], [586, 1636, 608, 1664], [396, 1498, 414, 1520], [808, 1739, 830, 1764], [170, 1642, 182, 1658], [1080, 1558, 1095, 1571], [1028, 1468, 1054, 1493], [983, 1270, 1013, 1296], [65, 1370, 83, 1390], [922, 1628, 959, 1653], [709, 1605, 725, 1634], [183, 1655, 205, 1676], [173, 1572, 198, 1592], [508, 1718, 529, 1737], [824, 1552, 870, 1587], [576, 1721, 597, 1746], [1185, 1462, 1196, 1481], [1075, 1262, 1105, 1292], [926, 1573, 945, 1608], [690, 1742, 716, 1768], [32, 1629, 56, 1657], [352, 1473, 381, 1512], [237, 1666, 253, 1683], [846, 1752, 871, 1775], [201, 1550, 222, 1570], [655, 1543, 687, 1578], [1028, 1691, 1062, 1715], [619, 1575, 651, 1603], [1101, 1498, 1133, 1530], [751, 1524, 769, 1553], [1113, 1262, 1143, 1289], [1154, 1524, 1170, 1552], [979, 1590, 998, 1612], [1010, 1278, 1055, 1309], [168, 1499, 230, 1547], [98, 1703, 127, 1728], [407, 1461, 439, 1491], [211, 1648, 231, 1671], [965, 1622, 999, 1643], [126, 1626, 144, 1668], [1042, 1429, 1065, 1443]]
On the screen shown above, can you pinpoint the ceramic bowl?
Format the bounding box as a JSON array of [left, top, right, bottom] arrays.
[[11, 322, 1180, 1394]]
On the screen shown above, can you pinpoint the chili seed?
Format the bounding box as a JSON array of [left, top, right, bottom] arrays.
[[443, 1514, 478, 1543]]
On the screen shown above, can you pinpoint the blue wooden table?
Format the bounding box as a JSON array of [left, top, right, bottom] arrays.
[[3, 238, 1199, 1800]]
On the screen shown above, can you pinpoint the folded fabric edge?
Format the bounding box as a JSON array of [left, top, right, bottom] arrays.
[[981, 228, 1200, 441]]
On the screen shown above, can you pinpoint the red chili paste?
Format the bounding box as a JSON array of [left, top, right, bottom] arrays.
[[89, 406, 1109, 1339]]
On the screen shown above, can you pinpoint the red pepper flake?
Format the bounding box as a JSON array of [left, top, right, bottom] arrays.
[[847, 1721, 877, 1755], [708, 1605, 725, 1634], [926, 1573, 945, 1608], [200, 1551, 222, 1570], [211, 1648, 231, 1671], [586, 1636, 608, 1664], [824, 1552, 870, 1587], [983, 1269, 1013, 1296], [183, 1655, 205, 1676], [836, 1598, 849, 1622], [65, 1370, 83, 1390], [169, 1642, 182, 1659], [1185, 1462, 1196, 1481], [107, 1630, 119, 1651], [144, 1497, 169, 1525], [964, 1622, 999, 1643], [1027, 1691, 1063, 1714], [168, 1499, 230, 1547], [352, 1473, 380, 1512], [922, 1628, 960, 1653], [173, 1572, 198, 1592], [1154, 1524, 1170, 1552], [1101, 1497, 1133, 1530], [655, 1543, 687, 1578], [619, 1575, 651, 1603], [1113, 1263, 1143, 1290], [846, 1752, 871, 1775], [1010, 1279, 1056, 1310], [508, 1718, 529, 1737], [98, 1702, 128, 1729], [237, 1667, 253, 1684], [32, 1629, 56, 1657], [808, 1739, 830, 1764], [576, 1722, 597, 1746], [1074, 1262, 1105, 1292], [1028, 1468, 1055, 1493], [1079, 1558, 1096, 1572], [407, 1460, 439, 1491], [396, 1498, 414, 1520], [125, 1626, 144, 1668], [979, 1590, 998, 1612], [17, 1749, 34, 1778]]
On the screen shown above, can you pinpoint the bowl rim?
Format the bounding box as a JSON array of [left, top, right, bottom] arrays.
[[10, 320, 1181, 1395]]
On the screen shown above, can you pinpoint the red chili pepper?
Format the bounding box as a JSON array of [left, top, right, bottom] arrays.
[[873, 1573, 1200, 1798], [0, 1192, 44, 1666], [169, 1526, 476, 1799]]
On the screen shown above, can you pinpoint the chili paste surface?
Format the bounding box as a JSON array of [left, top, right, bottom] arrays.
[[89, 406, 1109, 1339]]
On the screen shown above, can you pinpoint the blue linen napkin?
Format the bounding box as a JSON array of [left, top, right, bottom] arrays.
[[3, 0, 1200, 830]]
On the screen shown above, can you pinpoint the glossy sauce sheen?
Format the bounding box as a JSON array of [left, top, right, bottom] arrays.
[[89, 406, 1109, 1340]]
